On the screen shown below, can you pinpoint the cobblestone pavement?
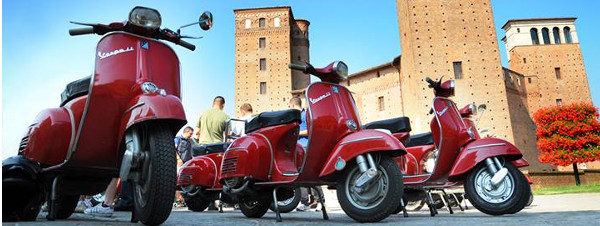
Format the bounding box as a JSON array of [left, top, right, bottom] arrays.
[[6, 193, 600, 226]]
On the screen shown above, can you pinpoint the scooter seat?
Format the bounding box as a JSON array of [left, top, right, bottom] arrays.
[[60, 76, 91, 107], [192, 142, 230, 156], [405, 132, 434, 147], [363, 117, 412, 133], [245, 109, 301, 134]]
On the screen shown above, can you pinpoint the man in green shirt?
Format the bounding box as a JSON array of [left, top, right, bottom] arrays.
[[196, 96, 229, 145]]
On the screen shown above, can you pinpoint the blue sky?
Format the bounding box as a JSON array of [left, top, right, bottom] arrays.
[[2, 1, 599, 158]]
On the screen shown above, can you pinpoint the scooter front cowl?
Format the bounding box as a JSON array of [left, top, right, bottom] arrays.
[[177, 154, 222, 188]]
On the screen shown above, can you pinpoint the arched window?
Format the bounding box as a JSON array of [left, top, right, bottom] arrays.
[[541, 27, 550, 44], [564, 26, 573, 43], [553, 27, 561, 44], [530, 28, 539, 45], [259, 18, 266, 28], [274, 17, 280, 27], [245, 19, 251, 29]]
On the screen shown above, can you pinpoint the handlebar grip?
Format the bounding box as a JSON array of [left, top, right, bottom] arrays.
[[69, 27, 95, 36], [289, 63, 308, 72], [178, 39, 196, 51], [425, 77, 435, 84]]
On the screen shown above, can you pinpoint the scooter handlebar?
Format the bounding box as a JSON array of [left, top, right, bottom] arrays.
[[289, 63, 308, 72], [178, 39, 196, 51], [69, 27, 95, 36], [425, 77, 437, 88]]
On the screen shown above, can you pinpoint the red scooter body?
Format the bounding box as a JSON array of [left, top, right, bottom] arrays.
[[23, 33, 185, 169], [219, 61, 407, 223], [3, 7, 213, 224], [178, 153, 224, 189]]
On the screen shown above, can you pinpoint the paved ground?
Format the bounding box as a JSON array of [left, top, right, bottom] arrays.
[[6, 193, 600, 225]]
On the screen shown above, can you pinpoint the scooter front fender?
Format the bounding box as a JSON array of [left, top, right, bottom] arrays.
[[319, 129, 406, 180], [121, 93, 187, 136], [177, 153, 223, 188], [448, 137, 523, 181]]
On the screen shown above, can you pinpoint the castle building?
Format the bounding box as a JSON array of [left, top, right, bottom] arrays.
[[234, 3, 594, 170], [234, 6, 310, 117]]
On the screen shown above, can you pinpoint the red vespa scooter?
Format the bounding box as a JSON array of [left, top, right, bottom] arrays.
[[2, 7, 213, 225], [219, 61, 407, 223], [376, 77, 532, 216]]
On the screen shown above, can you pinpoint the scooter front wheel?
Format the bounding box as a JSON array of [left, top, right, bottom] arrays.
[[239, 192, 271, 218], [464, 161, 528, 215], [132, 124, 176, 225], [337, 154, 403, 223]]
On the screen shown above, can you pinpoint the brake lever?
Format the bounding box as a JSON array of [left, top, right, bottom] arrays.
[[70, 21, 97, 26], [180, 35, 203, 39]]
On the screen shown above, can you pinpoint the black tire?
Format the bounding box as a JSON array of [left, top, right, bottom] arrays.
[[53, 195, 79, 219], [337, 154, 403, 223], [464, 161, 528, 215], [239, 193, 271, 218], [526, 192, 534, 207], [133, 124, 176, 225], [2, 176, 44, 221], [185, 198, 211, 212], [506, 174, 532, 214], [269, 187, 301, 213]]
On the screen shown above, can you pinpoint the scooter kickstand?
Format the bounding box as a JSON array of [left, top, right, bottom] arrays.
[[46, 176, 60, 221], [272, 187, 282, 222], [313, 186, 329, 220], [451, 193, 464, 211], [426, 190, 437, 217], [400, 198, 408, 218], [441, 190, 454, 214], [218, 193, 224, 213], [462, 193, 469, 210], [130, 209, 139, 223]]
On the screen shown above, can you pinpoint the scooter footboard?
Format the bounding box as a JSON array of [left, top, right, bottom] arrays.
[[448, 137, 523, 181]]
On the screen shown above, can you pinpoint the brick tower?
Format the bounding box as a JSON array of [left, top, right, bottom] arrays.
[[234, 6, 310, 117], [502, 18, 593, 114]]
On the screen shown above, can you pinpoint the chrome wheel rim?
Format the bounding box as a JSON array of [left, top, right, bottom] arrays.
[[345, 165, 389, 210], [474, 166, 514, 204]]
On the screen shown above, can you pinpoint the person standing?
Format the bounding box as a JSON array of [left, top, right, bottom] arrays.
[[288, 97, 324, 211], [196, 96, 229, 145], [175, 126, 194, 163], [231, 103, 254, 137]]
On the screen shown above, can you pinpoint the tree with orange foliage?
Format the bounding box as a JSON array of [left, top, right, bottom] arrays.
[[533, 102, 600, 185]]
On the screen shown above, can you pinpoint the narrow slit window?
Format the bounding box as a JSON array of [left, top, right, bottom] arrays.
[[555, 67, 561, 79], [260, 82, 267, 94], [259, 18, 266, 28], [556, 98, 562, 106], [453, 62, 463, 79], [378, 96, 385, 111], [530, 28, 539, 45], [259, 58, 266, 71], [259, 38, 266, 49]]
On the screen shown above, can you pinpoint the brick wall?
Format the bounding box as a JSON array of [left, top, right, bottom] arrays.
[[527, 170, 600, 189]]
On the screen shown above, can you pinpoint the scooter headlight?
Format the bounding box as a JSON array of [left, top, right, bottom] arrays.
[[141, 82, 167, 96], [129, 6, 162, 29], [333, 61, 348, 78]]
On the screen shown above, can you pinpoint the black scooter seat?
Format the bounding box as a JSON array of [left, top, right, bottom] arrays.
[[405, 132, 434, 147], [363, 117, 412, 134], [60, 76, 91, 107], [245, 109, 301, 134], [192, 142, 230, 156]]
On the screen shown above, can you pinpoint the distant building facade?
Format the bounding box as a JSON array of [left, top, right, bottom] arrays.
[[234, 6, 310, 117]]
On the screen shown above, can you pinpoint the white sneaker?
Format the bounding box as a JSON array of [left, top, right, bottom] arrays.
[[84, 204, 113, 217], [84, 199, 94, 208], [75, 201, 87, 213], [296, 204, 309, 212]]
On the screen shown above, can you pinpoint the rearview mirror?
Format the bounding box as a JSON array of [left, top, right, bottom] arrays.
[[477, 104, 487, 112], [199, 11, 213, 31]]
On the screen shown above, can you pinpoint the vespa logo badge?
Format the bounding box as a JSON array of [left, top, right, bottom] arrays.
[[309, 92, 331, 104], [98, 47, 134, 59]]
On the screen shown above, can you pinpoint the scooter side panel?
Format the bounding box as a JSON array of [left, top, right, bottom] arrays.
[[319, 129, 406, 180], [22, 108, 72, 166], [219, 134, 272, 182], [177, 153, 222, 188], [448, 137, 524, 181]]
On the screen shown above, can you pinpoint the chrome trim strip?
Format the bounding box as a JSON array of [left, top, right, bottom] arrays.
[[468, 143, 505, 150], [226, 147, 247, 151], [64, 106, 77, 160], [300, 82, 318, 173], [282, 172, 299, 177], [255, 133, 274, 180], [403, 152, 420, 173], [340, 136, 382, 145], [205, 156, 219, 187], [124, 102, 145, 114], [403, 174, 431, 178]]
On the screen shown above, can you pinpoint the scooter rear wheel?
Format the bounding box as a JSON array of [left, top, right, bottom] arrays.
[[269, 187, 301, 213], [132, 124, 176, 225], [337, 154, 403, 223], [52, 195, 79, 219], [239, 192, 271, 218], [464, 161, 527, 215]]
